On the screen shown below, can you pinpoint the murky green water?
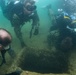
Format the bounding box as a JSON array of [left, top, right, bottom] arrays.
[[1, 0, 76, 75]]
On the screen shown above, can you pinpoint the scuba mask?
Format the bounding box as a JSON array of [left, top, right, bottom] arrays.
[[26, 4, 37, 11]]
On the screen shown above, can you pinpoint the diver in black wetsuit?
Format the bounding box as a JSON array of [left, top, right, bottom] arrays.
[[0, 0, 40, 47], [0, 28, 16, 66], [48, 10, 76, 51]]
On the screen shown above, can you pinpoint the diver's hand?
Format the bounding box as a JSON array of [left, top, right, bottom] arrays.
[[13, 14, 19, 20]]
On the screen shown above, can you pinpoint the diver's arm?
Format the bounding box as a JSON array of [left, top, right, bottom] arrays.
[[30, 10, 40, 38], [0, 50, 6, 66], [7, 45, 16, 58], [32, 10, 40, 26]]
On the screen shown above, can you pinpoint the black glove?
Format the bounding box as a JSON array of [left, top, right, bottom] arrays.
[[34, 27, 39, 35]]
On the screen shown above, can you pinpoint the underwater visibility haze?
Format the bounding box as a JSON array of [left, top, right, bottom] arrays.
[[0, 0, 76, 75]]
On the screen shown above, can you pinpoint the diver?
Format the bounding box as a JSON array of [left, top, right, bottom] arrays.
[[0, 0, 40, 47], [0, 28, 16, 66], [50, 9, 72, 32], [54, 11, 76, 51], [48, 9, 73, 50]]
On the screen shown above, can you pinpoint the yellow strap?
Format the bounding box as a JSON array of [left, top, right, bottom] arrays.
[[64, 16, 70, 19]]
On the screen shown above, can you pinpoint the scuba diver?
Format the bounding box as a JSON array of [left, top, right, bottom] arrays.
[[48, 9, 76, 51], [0, 28, 16, 66], [50, 9, 72, 31], [57, 12, 76, 50], [0, 0, 40, 47]]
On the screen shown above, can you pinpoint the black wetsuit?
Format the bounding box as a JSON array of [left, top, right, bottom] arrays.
[[49, 12, 76, 51], [0, 0, 39, 46], [4, 1, 30, 25], [56, 14, 76, 50], [0, 45, 16, 66]]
